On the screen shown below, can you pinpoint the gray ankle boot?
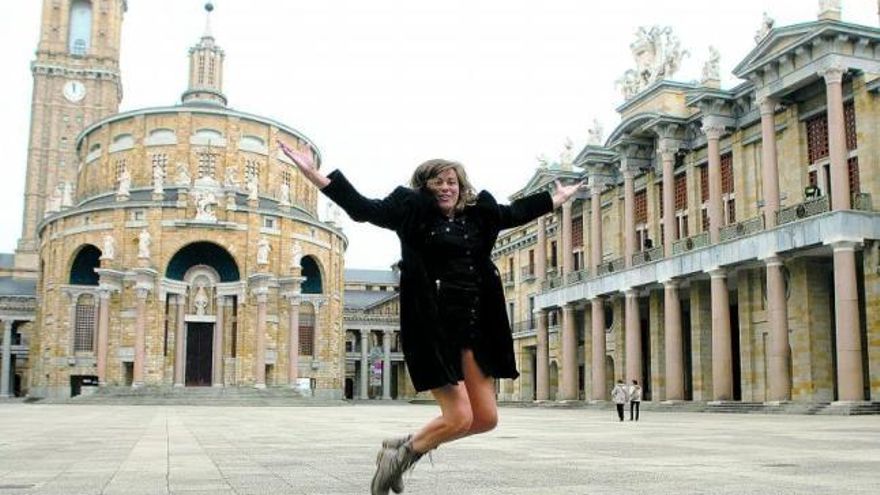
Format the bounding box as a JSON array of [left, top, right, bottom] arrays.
[[381, 435, 412, 494], [371, 440, 423, 495]]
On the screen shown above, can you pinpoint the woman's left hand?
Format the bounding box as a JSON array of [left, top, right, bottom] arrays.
[[551, 179, 585, 208]]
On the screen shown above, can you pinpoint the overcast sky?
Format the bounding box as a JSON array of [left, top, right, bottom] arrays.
[[1, 1, 877, 270]]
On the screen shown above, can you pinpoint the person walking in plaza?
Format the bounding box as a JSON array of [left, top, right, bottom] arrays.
[[278, 140, 583, 495], [611, 379, 628, 422], [629, 379, 642, 421]]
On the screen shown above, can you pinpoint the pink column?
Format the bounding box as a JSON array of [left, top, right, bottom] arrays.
[[535, 310, 549, 401], [759, 97, 781, 227], [709, 268, 733, 400], [288, 297, 301, 387], [590, 180, 603, 271], [382, 329, 392, 400], [765, 256, 790, 401], [590, 298, 606, 400], [212, 296, 224, 387], [254, 291, 268, 388], [832, 242, 864, 401], [822, 67, 851, 210], [624, 289, 641, 384], [359, 330, 369, 399], [560, 304, 578, 400], [536, 215, 547, 280], [704, 123, 724, 243], [664, 280, 684, 401], [660, 148, 676, 255], [561, 201, 573, 276], [133, 288, 148, 387], [623, 168, 636, 267], [174, 294, 186, 387], [96, 289, 111, 385]]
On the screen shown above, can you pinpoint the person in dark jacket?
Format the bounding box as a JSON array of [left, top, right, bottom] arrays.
[[279, 140, 582, 495]]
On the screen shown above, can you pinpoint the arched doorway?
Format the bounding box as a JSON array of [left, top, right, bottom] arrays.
[[69, 244, 101, 285], [301, 256, 323, 294]]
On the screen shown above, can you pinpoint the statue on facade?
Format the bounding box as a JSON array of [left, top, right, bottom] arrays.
[[819, 0, 841, 14], [101, 234, 116, 260], [279, 182, 291, 206], [246, 173, 259, 201], [137, 229, 151, 259], [536, 153, 550, 169], [175, 162, 191, 186], [61, 182, 74, 207], [616, 26, 689, 100], [117, 167, 131, 197], [224, 167, 239, 189], [194, 189, 218, 221], [193, 283, 209, 316], [559, 138, 574, 169], [153, 163, 165, 194], [257, 237, 271, 266], [701, 46, 721, 84], [754, 12, 775, 43], [291, 241, 303, 267], [586, 118, 604, 146]]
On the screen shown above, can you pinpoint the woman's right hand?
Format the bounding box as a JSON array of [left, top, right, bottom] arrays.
[[277, 140, 330, 188]]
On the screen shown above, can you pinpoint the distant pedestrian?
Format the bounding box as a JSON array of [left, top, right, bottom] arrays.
[[629, 380, 642, 421], [611, 380, 628, 421]]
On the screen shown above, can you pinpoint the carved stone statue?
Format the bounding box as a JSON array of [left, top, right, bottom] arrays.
[[279, 182, 291, 206], [175, 162, 191, 186], [754, 12, 775, 43], [117, 167, 131, 197], [61, 182, 74, 207], [224, 167, 239, 188], [616, 26, 689, 100], [291, 242, 303, 267], [559, 138, 574, 169], [153, 163, 165, 194], [246, 174, 259, 201], [101, 234, 116, 260], [586, 119, 604, 146], [536, 153, 550, 169], [137, 229, 151, 259], [819, 0, 841, 13], [257, 237, 271, 266], [194, 189, 218, 221], [193, 283, 209, 316], [44, 187, 60, 216], [701, 46, 721, 84]]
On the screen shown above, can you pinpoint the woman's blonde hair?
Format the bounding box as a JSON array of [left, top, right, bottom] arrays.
[[409, 158, 477, 213]]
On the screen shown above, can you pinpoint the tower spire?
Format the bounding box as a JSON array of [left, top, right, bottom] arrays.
[[181, 2, 227, 107]]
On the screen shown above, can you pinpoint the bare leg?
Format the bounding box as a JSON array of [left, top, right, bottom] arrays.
[[460, 349, 498, 435]]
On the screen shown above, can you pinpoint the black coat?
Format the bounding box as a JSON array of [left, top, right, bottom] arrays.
[[322, 170, 553, 392]]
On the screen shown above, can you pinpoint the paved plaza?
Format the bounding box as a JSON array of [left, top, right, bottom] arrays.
[[0, 402, 877, 494]]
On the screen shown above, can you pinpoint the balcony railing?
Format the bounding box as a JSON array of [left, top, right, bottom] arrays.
[[520, 266, 536, 281], [672, 231, 710, 255], [543, 274, 564, 290], [595, 256, 625, 276], [776, 196, 830, 225], [853, 192, 873, 212], [501, 271, 515, 286], [342, 313, 399, 325], [511, 319, 536, 336], [719, 215, 765, 243], [631, 246, 664, 266], [566, 269, 589, 284]]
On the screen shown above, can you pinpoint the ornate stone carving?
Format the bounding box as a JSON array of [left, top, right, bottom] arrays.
[[291, 242, 303, 267], [586, 119, 604, 146], [701, 46, 720, 85], [257, 237, 271, 266], [175, 162, 191, 186], [279, 182, 291, 206], [616, 26, 688, 100], [536, 153, 550, 169], [101, 234, 116, 260], [559, 138, 574, 169], [117, 167, 131, 197], [137, 229, 151, 259], [224, 167, 239, 189], [193, 283, 209, 315], [754, 12, 774, 44], [152, 163, 165, 194], [246, 173, 259, 201], [194, 189, 218, 221], [61, 182, 74, 207]]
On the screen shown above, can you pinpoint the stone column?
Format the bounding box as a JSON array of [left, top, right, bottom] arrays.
[[663, 280, 684, 401], [287, 296, 301, 387], [704, 122, 724, 243], [382, 329, 392, 400], [623, 167, 636, 267], [560, 303, 578, 400], [822, 66, 851, 210], [96, 289, 112, 385], [765, 255, 791, 401], [174, 293, 186, 387], [254, 289, 268, 388], [708, 268, 733, 400], [624, 289, 641, 384], [561, 201, 573, 276], [831, 241, 864, 401], [590, 179, 603, 271], [0, 320, 12, 398], [360, 330, 369, 399], [590, 298, 606, 400], [660, 147, 676, 255], [759, 97, 781, 227], [133, 287, 149, 387], [535, 309, 549, 401], [212, 295, 225, 387], [536, 215, 547, 280]]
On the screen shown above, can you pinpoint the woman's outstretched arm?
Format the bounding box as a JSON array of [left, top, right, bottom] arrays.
[[277, 140, 330, 189]]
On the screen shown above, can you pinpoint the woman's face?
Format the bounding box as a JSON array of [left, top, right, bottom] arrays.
[[426, 168, 460, 217]]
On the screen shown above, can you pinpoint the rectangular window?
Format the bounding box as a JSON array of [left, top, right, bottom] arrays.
[[721, 153, 734, 194], [198, 153, 217, 178], [848, 156, 860, 194], [701, 207, 709, 233], [844, 100, 857, 151], [528, 296, 535, 329], [700, 166, 708, 203], [550, 241, 558, 269], [299, 326, 314, 356], [151, 153, 168, 177], [674, 173, 687, 211], [572, 217, 583, 248], [74, 296, 96, 352], [806, 113, 829, 164], [262, 216, 277, 229], [528, 249, 535, 274], [634, 190, 647, 225]]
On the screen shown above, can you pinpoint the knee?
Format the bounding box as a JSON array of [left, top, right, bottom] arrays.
[[469, 409, 498, 434], [445, 407, 473, 436]]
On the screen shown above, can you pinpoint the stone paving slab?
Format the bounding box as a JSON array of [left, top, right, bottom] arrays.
[[0, 403, 878, 494]]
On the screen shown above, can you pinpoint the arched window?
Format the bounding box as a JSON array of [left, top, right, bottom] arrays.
[[301, 256, 323, 294], [68, 1, 92, 56], [69, 245, 101, 286], [74, 294, 96, 352]]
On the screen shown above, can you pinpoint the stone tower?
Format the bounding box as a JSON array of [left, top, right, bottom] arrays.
[[14, 0, 127, 274]]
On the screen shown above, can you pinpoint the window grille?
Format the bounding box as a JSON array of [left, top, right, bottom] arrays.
[[700, 166, 709, 203], [844, 101, 857, 151], [848, 156, 860, 194], [674, 173, 687, 211], [806, 113, 829, 164], [74, 294, 96, 352], [198, 153, 216, 178], [72, 39, 86, 56], [151, 153, 168, 176], [634, 190, 647, 224], [115, 159, 126, 180], [572, 217, 583, 248]]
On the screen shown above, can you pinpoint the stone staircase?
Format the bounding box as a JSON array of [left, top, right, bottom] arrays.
[[498, 400, 880, 415], [59, 386, 348, 407]]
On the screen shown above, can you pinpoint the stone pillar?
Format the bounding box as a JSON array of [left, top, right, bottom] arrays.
[[623, 167, 636, 267], [133, 287, 148, 387], [536, 215, 547, 280], [704, 123, 724, 243], [624, 289, 642, 384], [287, 296, 301, 387], [822, 66, 851, 210], [709, 268, 733, 400], [535, 309, 549, 401], [560, 303, 578, 400], [96, 289, 112, 385], [212, 295, 225, 387], [590, 298, 606, 400], [174, 293, 186, 387], [664, 280, 684, 401], [759, 97, 781, 227], [561, 201, 573, 276], [660, 147, 676, 255], [765, 255, 791, 401], [382, 329, 392, 400], [254, 289, 268, 388], [360, 330, 369, 399], [831, 241, 864, 401], [0, 320, 12, 398], [590, 180, 603, 271]]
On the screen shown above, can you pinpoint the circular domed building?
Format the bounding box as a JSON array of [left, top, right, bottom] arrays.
[[30, 6, 347, 398]]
